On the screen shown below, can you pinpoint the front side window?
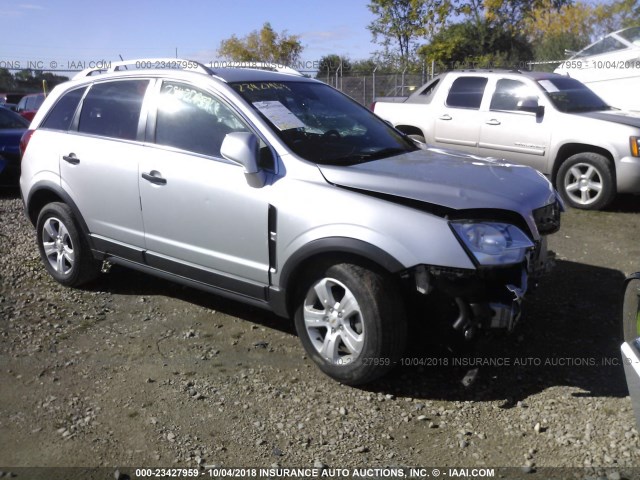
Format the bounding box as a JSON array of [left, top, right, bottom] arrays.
[[230, 81, 417, 165], [155, 82, 249, 157], [446, 77, 488, 109], [490, 79, 538, 112], [41, 88, 86, 131], [78, 80, 148, 140]]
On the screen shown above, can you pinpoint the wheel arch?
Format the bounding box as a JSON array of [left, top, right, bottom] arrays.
[[552, 143, 615, 185], [26, 181, 92, 243], [272, 237, 405, 318]]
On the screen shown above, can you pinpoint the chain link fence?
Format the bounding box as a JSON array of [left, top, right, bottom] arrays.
[[318, 65, 442, 106]]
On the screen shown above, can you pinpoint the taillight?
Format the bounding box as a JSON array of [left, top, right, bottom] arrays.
[[370, 101, 376, 111], [20, 129, 35, 159]]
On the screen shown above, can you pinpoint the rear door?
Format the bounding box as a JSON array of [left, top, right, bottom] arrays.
[[478, 77, 551, 171], [432, 76, 488, 154], [57, 79, 150, 252], [138, 80, 270, 293]]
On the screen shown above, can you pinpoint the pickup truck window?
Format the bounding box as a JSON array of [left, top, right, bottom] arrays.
[[537, 77, 609, 113], [490, 79, 538, 112], [446, 77, 487, 109], [418, 78, 440, 102], [231, 81, 417, 165]]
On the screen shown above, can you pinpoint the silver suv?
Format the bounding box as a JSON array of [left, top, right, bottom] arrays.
[[20, 59, 561, 385]]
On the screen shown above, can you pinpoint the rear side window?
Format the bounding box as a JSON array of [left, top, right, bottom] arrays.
[[446, 77, 488, 109], [155, 81, 249, 157], [78, 80, 148, 140], [41, 88, 86, 131]]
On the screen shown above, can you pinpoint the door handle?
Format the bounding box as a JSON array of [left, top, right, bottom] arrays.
[[62, 153, 80, 165], [141, 171, 167, 185], [439, 114, 452, 121], [485, 119, 501, 125]]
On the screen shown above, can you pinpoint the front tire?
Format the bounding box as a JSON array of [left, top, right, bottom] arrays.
[[294, 263, 407, 385], [556, 152, 615, 210], [36, 202, 99, 287]]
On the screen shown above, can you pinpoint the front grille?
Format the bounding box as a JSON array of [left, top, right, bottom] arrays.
[[533, 200, 561, 235]]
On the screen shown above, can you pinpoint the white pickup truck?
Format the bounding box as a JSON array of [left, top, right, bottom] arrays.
[[372, 70, 640, 210]]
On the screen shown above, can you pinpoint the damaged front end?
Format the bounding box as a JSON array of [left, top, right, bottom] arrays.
[[406, 204, 559, 343]]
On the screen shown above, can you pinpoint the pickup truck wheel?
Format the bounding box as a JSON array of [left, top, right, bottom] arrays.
[[408, 134, 426, 144], [557, 153, 615, 210], [36, 202, 99, 287], [294, 263, 407, 385]]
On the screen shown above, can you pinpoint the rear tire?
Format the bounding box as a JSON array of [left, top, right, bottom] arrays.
[[36, 202, 99, 287], [556, 152, 615, 210], [294, 263, 407, 385]]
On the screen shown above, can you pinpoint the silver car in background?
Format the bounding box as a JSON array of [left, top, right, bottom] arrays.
[[20, 59, 561, 385]]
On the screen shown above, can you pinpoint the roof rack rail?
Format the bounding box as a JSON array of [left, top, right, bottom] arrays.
[[209, 61, 303, 77], [73, 58, 211, 79]]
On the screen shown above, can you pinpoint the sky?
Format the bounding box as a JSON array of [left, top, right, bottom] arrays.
[[0, 0, 379, 74]]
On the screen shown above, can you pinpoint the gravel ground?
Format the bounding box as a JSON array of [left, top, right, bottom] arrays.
[[1, 188, 639, 478]]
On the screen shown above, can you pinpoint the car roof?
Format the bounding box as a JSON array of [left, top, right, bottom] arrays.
[[209, 67, 314, 83], [70, 58, 314, 85], [442, 69, 568, 81]]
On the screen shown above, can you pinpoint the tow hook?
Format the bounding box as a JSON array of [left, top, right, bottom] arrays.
[[101, 260, 113, 273]]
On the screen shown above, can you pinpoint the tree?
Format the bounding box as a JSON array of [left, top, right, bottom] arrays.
[[525, 0, 593, 68], [0, 68, 15, 91], [368, 0, 453, 68], [592, 0, 640, 38], [480, 0, 571, 32], [316, 54, 351, 79], [418, 20, 532, 68], [218, 22, 303, 65]]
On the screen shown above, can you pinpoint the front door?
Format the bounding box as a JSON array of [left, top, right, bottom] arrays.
[[478, 78, 551, 172], [139, 80, 270, 295]]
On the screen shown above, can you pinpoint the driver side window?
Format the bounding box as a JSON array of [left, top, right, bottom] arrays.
[[155, 82, 249, 158]]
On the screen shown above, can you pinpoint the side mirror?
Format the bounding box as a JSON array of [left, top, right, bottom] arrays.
[[517, 98, 544, 117], [220, 132, 266, 188], [621, 273, 640, 432]]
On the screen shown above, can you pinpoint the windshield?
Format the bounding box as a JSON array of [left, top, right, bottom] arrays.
[[230, 81, 417, 165], [619, 27, 640, 44], [537, 77, 609, 113]]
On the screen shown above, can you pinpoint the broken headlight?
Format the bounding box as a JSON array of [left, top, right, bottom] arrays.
[[450, 221, 533, 266]]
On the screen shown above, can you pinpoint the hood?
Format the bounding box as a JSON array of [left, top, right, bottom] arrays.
[[317, 148, 558, 228], [579, 110, 640, 129]]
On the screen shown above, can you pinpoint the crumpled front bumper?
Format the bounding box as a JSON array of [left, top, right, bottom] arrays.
[[412, 235, 555, 338]]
